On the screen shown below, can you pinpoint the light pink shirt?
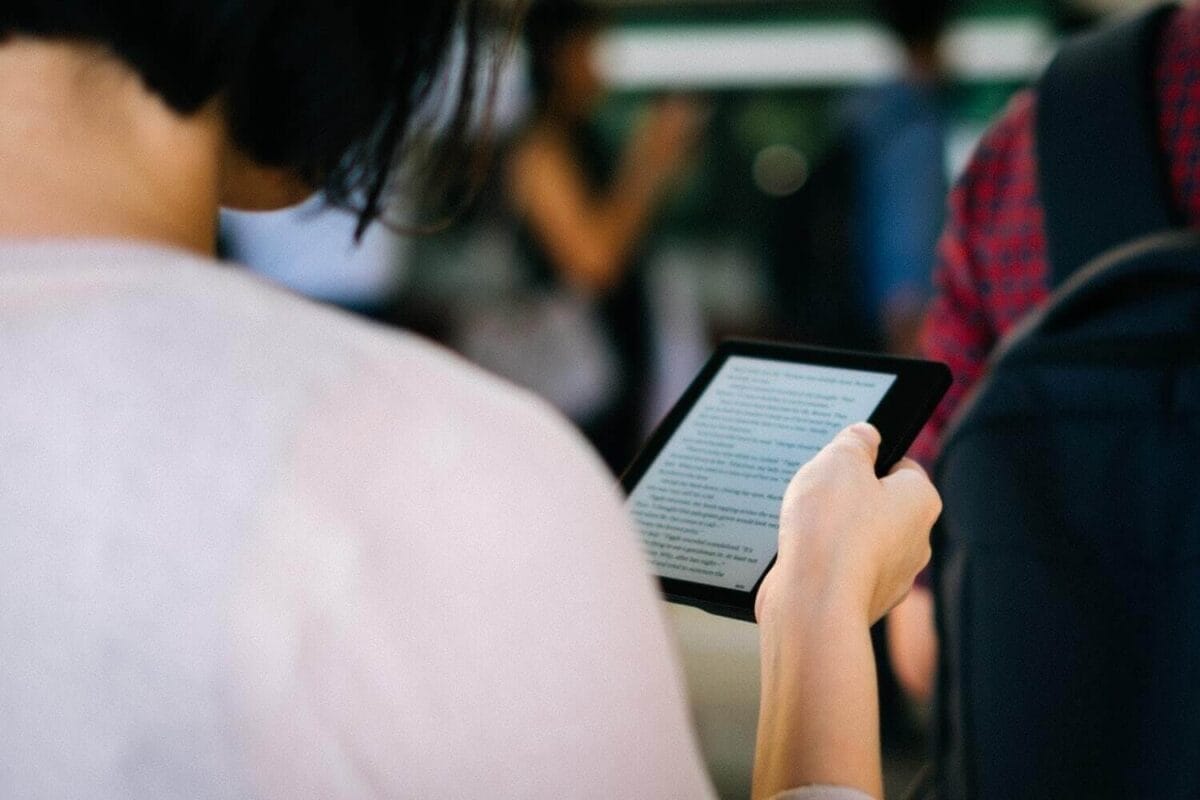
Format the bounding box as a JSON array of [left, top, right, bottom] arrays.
[[0, 241, 869, 800]]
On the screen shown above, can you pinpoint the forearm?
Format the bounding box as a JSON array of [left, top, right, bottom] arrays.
[[511, 124, 680, 293], [752, 590, 882, 800], [576, 163, 663, 286], [525, 164, 661, 294], [577, 118, 693, 281]]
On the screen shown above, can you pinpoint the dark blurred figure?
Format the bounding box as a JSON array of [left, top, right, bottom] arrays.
[[507, 0, 702, 473], [848, 0, 952, 355], [915, 5, 1200, 798], [1050, 0, 1121, 33], [771, 0, 952, 357]]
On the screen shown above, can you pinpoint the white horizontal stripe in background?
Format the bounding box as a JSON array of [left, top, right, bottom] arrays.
[[597, 18, 1056, 88]]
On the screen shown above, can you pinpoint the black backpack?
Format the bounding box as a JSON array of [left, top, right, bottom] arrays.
[[933, 6, 1200, 799]]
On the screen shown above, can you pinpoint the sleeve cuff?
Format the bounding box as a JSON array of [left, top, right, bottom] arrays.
[[769, 785, 875, 800]]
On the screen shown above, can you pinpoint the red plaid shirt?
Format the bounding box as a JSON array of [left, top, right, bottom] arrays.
[[912, 3, 1200, 465]]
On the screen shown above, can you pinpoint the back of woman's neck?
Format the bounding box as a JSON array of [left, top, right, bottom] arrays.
[[0, 38, 223, 255]]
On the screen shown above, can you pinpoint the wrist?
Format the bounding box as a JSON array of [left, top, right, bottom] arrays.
[[756, 557, 874, 633]]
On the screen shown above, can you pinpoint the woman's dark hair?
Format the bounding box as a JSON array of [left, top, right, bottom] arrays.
[[873, 0, 955, 51], [0, 0, 515, 235], [524, 0, 604, 109]]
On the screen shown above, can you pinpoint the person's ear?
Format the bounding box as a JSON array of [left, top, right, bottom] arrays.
[[219, 143, 316, 211]]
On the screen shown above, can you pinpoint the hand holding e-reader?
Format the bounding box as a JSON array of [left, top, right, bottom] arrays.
[[622, 340, 950, 621]]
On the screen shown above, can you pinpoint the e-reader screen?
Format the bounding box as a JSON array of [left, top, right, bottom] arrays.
[[627, 356, 896, 592]]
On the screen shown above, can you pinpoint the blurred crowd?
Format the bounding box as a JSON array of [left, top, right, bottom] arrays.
[[218, 0, 1169, 791], [223, 0, 1147, 472], [223, 0, 970, 473]]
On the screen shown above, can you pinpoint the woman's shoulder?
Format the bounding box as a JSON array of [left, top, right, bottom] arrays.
[[0, 237, 607, 492], [273, 301, 624, 518]]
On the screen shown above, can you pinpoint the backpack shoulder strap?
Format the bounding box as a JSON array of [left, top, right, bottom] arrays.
[[1036, 4, 1182, 287]]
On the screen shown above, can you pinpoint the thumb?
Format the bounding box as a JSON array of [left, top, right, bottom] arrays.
[[828, 422, 882, 466]]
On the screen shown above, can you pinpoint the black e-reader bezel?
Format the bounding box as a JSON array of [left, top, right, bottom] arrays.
[[620, 339, 952, 622]]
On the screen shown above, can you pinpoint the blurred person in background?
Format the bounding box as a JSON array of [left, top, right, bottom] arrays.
[[840, 0, 952, 356], [0, 1, 942, 799], [914, 4, 1200, 796], [894, 0, 1200, 712], [507, 0, 704, 473], [768, 0, 951, 359]]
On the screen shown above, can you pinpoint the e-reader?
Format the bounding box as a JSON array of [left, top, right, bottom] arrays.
[[621, 340, 951, 622]]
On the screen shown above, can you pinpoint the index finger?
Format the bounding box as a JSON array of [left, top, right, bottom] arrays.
[[881, 457, 942, 520]]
